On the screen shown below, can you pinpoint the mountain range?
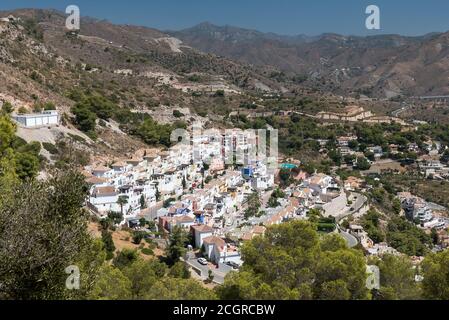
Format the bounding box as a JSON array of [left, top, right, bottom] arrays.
[[171, 22, 449, 98], [1, 7, 449, 118]]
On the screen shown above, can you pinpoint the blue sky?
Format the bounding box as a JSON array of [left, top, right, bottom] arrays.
[[1, 0, 449, 36]]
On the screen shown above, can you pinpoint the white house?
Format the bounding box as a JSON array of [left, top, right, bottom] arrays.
[[89, 186, 119, 215], [202, 236, 241, 265], [13, 110, 59, 128], [191, 224, 214, 248]]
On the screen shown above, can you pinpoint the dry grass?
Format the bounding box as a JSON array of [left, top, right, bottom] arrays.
[[88, 221, 165, 260]]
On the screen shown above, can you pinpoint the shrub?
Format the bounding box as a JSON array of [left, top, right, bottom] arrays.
[[42, 142, 58, 155], [132, 231, 146, 245], [173, 110, 184, 118], [141, 248, 154, 256], [18, 107, 28, 114], [1, 101, 13, 114]]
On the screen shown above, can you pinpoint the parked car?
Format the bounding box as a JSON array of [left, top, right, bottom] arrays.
[[197, 258, 208, 265], [225, 261, 240, 269]]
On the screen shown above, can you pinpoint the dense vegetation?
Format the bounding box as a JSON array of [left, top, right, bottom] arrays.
[[0, 116, 41, 182], [386, 216, 432, 257], [217, 221, 370, 300], [69, 90, 184, 146]]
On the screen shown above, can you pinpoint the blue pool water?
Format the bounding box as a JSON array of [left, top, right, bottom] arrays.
[[280, 163, 297, 169]]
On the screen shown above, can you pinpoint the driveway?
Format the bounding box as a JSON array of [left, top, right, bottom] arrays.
[[185, 253, 234, 284]]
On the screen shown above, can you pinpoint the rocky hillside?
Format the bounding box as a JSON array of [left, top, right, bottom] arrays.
[[2, 7, 448, 154], [0, 9, 308, 159], [172, 22, 449, 99]]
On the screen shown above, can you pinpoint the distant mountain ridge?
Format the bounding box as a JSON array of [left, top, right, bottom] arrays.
[[169, 21, 316, 44], [170, 22, 449, 98], [3, 8, 449, 100]]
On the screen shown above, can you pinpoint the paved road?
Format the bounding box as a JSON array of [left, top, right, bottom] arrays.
[[324, 192, 367, 222], [334, 192, 369, 248], [185, 253, 232, 284], [391, 105, 410, 117], [335, 193, 367, 222], [338, 228, 359, 248]]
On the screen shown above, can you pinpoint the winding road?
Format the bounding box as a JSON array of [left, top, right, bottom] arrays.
[[338, 226, 359, 248]]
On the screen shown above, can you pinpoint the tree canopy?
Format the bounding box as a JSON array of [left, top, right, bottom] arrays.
[[217, 221, 369, 300]]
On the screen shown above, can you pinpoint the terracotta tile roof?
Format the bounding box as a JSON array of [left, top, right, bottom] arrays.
[[191, 224, 214, 233], [175, 215, 195, 223], [93, 186, 117, 197], [86, 176, 108, 185], [127, 158, 143, 165], [252, 225, 266, 235], [81, 170, 93, 178], [92, 165, 111, 172], [112, 161, 127, 167], [241, 232, 253, 241], [202, 236, 226, 251]]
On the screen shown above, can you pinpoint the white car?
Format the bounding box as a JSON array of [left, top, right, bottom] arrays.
[[197, 258, 208, 265]]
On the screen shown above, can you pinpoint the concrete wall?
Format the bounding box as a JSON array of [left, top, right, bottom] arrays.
[[13, 113, 59, 128]]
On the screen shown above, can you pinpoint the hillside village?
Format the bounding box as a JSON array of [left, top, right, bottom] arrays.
[[78, 113, 449, 282], [3, 86, 449, 276], [2, 7, 449, 302], [3, 86, 449, 284]]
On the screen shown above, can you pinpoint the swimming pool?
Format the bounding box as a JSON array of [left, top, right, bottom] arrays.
[[280, 163, 298, 169]]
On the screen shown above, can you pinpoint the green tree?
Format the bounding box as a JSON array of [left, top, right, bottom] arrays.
[[372, 254, 421, 300], [155, 185, 161, 201], [43, 102, 56, 111], [122, 258, 158, 299], [307, 208, 322, 224], [1, 101, 13, 114], [244, 192, 261, 219], [422, 250, 449, 300], [328, 149, 342, 166], [355, 156, 371, 170], [169, 261, 191, 279], [134, 118, 172, 147], [387, 216, 431, 256], [166, 226, 189, 265], [173, 110, 184, 118], [0, 115, 16, 153], [320, 233, 348, 252], [14, 151, 40, 180], [279, 168, 293, 187], [117, 196, 128, 216], [361, 209, 385, 244], [107, 211, 123, 225], [139, 217, 147, 228], [145, 278, 216, 300], [101, 230, 116, 260], [18, 106, 28, 114], [71, 104, 97, 133], [430, 228, 439, 245], [207, 269, 215, 283], [218, 221, 369, 300], [0, 170, 94, 299], [392, 198, 402, 215], [89, 265, 132, 300], [113, 249, 139, 269], [140, 194, 146, 209], [268, 188, 285, 208], [132, 231, 146, 245]]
